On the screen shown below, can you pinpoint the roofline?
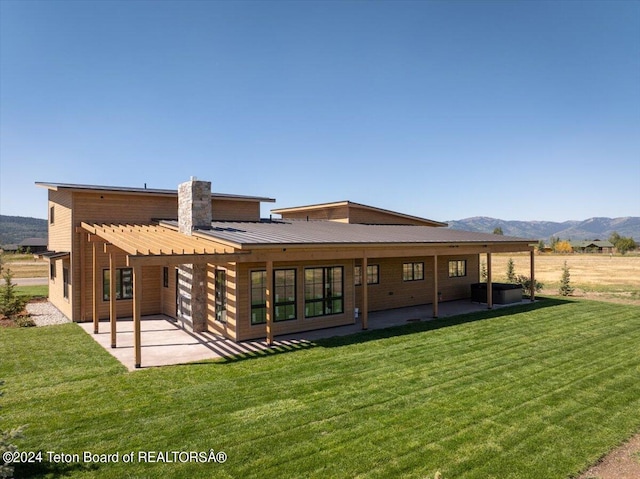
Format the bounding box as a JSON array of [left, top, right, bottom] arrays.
[[35, 182, 276, 203], [271, 200, 447, 227]]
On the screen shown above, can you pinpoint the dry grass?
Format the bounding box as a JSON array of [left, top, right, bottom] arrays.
[[0, 254, 48, 278], [488, 253, 640, 304]]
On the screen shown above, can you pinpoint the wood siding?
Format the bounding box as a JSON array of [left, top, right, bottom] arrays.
[[355, 255, 480, 312], [347, 207, 433, 226], [212, 199, 260, 221], [279, 206, 350, 222], [48, 190, 73, 251]]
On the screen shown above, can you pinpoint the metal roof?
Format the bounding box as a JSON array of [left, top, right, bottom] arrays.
[[161, 219, 534, 247], [35, 182, 275, 203]]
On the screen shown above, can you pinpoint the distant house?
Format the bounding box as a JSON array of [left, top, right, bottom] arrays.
[[18, 237, 48, 254], [37, 178, 536, 368], [570, 240, 614, 254]]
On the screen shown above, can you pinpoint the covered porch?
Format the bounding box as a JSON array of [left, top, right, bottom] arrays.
[[79, 298, 534, 370]]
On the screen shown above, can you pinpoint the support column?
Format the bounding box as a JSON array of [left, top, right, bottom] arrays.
[[92, 241, 99, 333], [80, 232, 86, 321], [433, 255, 439, 318], [362, 256, 368, 330], [266, 260, 273, 345], [133, 264, 142, 369], [109, 251, 117, 348], [487, 252, 493, 309], [530, 249, 535, 302]]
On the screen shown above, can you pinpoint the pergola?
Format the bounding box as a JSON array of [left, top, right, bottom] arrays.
[[79, 222, 536, 368]]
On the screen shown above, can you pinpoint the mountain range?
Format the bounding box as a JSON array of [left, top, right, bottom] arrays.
[[446, 216, 640, 242], [1, 215, 639, 246]]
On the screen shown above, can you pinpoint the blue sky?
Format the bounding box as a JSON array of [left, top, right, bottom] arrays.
[[1, 0, 638, 222]]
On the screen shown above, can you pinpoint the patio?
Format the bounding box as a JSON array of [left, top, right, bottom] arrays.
[[78, 299, 533, 371]]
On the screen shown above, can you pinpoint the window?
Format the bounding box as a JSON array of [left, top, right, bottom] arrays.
[[355, 265, 379, 285], [449, 260, 467, 278], [305, 266, 343, 318], [403, 262, 424, 281], [50, 262, 56, 280], [103, 268, 133, 301], [63, 267, 69, 299], [163, 267, 169, 288], [251, 269, 298, 324], [50, 206, 55, 225], [274, 269, 296, 321], [251, 271, 267, 325], [215, 269, 227, 322]]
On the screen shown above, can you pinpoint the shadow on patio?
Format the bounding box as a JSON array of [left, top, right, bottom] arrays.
[[78, 297, 567, 370]]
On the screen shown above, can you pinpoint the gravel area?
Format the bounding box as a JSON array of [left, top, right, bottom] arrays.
[[26, 301, 72, 326]]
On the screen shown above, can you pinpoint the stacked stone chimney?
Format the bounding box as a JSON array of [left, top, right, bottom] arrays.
[[177, 177, 211, 332]]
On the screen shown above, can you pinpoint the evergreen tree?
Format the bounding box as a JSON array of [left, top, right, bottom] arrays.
[[506, 258, 516, 283], [559, 261, 574, 296]]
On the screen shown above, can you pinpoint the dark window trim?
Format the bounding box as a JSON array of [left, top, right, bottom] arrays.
[[215, 269, 227, 323], [355, 264, 379, 286], [250, 270, 267, 325], [50, 262, 56, 280], [274, 269, 297, 322], [62, 266, 69, 300], [103, 268, 133, 301], [304, 266, 344, 318], [50, 206, 55, 225], [448, 260, 467, 278], [163, 267, 169, 288], [403, 262, 424, 282]]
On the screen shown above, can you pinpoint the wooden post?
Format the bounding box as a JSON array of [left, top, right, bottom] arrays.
[[362, 256, 368, 329], [133, 264, 142, 368], [433, 255, 439, 318], [487, 252, 493, 309], [530, 249, 535, 302], [80, 231, 86, 321], [109, 251, 117, 348], [265, 260, 273, 345], [92, 241, 99, 333]]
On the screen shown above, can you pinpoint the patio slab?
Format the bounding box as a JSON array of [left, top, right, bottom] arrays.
[[78, 299, 534, 370]]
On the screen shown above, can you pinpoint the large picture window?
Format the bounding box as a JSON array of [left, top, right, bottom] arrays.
[[305, 266, 343, 318], [103, 268, 133, 301], [448, 260, 467, 278], [275, 269, 296, 321], [403, 262, 424, 281]]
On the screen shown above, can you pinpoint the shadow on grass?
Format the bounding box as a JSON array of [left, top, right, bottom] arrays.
[[200, 297, 573, 365], [14, 459, 99, 479]]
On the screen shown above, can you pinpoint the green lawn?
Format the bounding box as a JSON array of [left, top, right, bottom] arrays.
[[1, 298, 639, 478]]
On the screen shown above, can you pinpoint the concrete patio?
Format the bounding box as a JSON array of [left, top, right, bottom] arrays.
[[78, 299, 534, 371]]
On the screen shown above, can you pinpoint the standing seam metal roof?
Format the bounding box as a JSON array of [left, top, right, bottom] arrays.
[[161, 219, 534, 246]]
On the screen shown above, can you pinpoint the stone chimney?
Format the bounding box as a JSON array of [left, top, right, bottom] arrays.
[[178, 176, 212, 235], [177, 177, 211, 332]]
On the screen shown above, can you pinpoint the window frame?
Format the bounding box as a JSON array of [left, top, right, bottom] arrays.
[[102, 268, 134, 301], [63, 266, 69, 300], [163, 267, 169, 288], [215, 269, 227, 323], [304, 266, 344, 318], [402, 262, 424, 282], [250, 270, 267, 325], [448, 260, 467, 278], [355, 264, 380, 286], [274, 269, 297, 322]]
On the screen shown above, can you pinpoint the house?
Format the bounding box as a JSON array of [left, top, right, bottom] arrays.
[[36, 178, 535, 368], [569, 240, 614, 254], [1, 238, 48, 254]]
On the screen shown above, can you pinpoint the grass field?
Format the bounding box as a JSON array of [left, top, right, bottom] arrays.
[[2, 298, 640, 479], [0, 253, 48, 279], [489, 253, 640, 303]]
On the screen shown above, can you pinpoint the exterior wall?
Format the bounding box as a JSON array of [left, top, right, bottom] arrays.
[[47, 256, 73, 320], [234, 259, 356, 341], [161, 266, 177, 318], [279, 206, 349, 222], [48, 190, 73, 252], [347, 207, 433, 226], [212, 199, 261, 221], [355, 254, 479, 312]]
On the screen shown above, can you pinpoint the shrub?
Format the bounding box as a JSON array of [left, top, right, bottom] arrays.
[[515, 274, 543, 297], [15, 316, 35, 328]]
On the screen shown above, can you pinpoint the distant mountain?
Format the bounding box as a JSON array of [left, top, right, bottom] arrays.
[[447, 216, 640, 242], [0, 215, 48, 245]]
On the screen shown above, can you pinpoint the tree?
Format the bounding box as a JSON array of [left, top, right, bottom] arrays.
[[554, 240, 573, 254], [493, 227, 504, 235], [559, 261, 574, 296], [609, 231, 637, 255], [506, 258, 516, 283], [616, 237, 637, 255], [537, 240, 545, 253], [480, 260, 487, 282], [0, 269, 26, 318]]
